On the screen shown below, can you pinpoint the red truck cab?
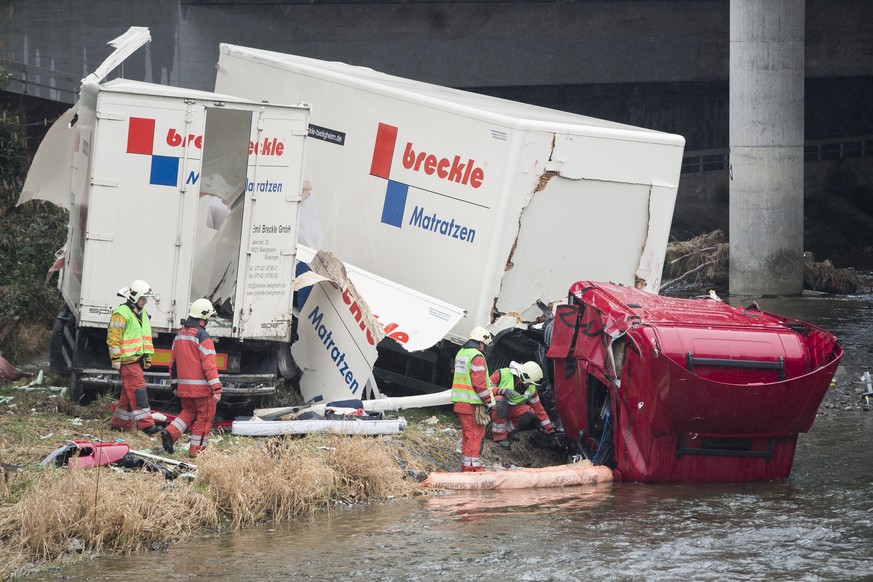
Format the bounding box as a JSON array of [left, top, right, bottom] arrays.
[[547, 281, 842, 483]]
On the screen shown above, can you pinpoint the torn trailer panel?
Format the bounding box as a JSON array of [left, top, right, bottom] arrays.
[[290, 247, 466, 403]]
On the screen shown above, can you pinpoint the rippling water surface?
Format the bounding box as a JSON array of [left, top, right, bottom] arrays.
[[36, 293, 873, 581]]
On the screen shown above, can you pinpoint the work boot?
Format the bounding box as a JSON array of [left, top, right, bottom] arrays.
[[508, 431, 520, 442], [496, 440, 511, 451], [142, 424, 162, 436], [159, 429, 174, 454]]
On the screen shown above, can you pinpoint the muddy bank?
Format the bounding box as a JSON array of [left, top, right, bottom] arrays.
[[0, 384, 561, 580]]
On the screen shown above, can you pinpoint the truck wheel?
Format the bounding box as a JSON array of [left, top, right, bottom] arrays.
[[69, 372, 84, 403], [277, 343, 300, 381]]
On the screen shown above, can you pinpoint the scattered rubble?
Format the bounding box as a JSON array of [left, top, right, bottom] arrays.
[[660, 230, 872, 294]]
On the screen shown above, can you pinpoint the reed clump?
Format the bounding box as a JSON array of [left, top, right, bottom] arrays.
[[325, 435, 418, 499], [0, 466, 218, 562], [193, 434, 422, 531], [196, 439, 341, 529], [0, 434, 428, 578]]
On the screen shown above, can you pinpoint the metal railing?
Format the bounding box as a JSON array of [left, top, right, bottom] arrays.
[[2, 61, 80, 104], [682, 135, 873, 174]]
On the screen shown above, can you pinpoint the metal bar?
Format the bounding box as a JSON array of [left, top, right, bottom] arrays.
[[675, 435, 775, 463], [686, 353, 785, 380]]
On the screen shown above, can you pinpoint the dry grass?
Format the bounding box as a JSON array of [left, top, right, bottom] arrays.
[[0, 467, 218, 564], [326, 434, 418, 499], [196, 434, 422, 530], [0, 432, 430, 579], [0, 391, 561, 579], [196, 439, 339, 529]]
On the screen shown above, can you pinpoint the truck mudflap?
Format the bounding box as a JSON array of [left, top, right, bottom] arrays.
[[549, 280, 843, 483]]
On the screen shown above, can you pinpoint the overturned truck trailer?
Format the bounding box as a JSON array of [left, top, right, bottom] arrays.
[[214, 46, 686, 392]]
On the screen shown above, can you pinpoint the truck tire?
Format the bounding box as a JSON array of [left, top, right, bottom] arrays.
[[277, 342, 300, 381]]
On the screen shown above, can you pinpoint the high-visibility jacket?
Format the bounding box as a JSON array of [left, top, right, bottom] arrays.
[[489, 367, 554, 433], [170, 316, 222, 398], [107, 304, 154, 365], [451, 347, 493, 406], [491, 368, 537, 405]]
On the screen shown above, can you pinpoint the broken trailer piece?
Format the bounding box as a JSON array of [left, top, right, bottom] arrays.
[[41, 440, 131, 468]]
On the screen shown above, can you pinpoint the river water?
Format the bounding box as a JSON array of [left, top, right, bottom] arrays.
[[36, 293, 873, 581]]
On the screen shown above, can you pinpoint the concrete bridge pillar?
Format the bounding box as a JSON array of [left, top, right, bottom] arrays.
[[729, 0, 805, 296]]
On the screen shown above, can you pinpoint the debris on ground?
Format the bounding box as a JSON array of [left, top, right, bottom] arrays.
[[660, 230, 872, 294], [0, 354, 29, 383]]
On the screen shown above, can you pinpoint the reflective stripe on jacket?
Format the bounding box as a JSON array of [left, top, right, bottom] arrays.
[[107, 304, 154, 365], [451, 347, 493, 405], [169, 316, 222, 398]]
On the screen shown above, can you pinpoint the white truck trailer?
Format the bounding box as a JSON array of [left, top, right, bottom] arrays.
[[214, 46, 686, 393], [24, 32, 310, 402]]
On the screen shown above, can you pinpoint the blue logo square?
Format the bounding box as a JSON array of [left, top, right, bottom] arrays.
[[381, 181, 408, 228], [150, 155, 179, 187]]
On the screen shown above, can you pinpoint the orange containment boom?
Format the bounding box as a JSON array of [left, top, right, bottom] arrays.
[[422, 462, 614, 490]]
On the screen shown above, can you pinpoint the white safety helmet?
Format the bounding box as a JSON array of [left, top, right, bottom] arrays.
[[127, 280, 154, 303], [189, 298, 216, 320], [517, 361, 543, 386], [469, 326, 493, 346]]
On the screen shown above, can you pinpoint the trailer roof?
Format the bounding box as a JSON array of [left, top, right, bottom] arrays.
[[97, 79, 309, 111], [220, 45, 684, 147]]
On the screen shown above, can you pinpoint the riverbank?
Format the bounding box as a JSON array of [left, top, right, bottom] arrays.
[[0, 383, 562, 580]]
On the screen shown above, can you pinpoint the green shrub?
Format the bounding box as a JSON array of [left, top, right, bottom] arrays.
[[0, 68, 68, 362]]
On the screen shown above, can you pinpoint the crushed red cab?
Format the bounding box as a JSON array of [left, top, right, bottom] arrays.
[[547, 281, 842, 483]]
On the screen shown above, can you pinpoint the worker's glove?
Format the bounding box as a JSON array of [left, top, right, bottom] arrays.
[[499, 388, 513, 399], [474, 404, 490, 426], [111, 361, 121, 371], [213, 392, 221, 403]]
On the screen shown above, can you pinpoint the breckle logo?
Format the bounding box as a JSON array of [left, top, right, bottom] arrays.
[[127, 117, 287, 188], [369, 123, 482, 243], [126, 117, 191, 187]]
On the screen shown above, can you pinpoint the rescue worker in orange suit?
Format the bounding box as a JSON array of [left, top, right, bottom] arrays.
[[108, 280, 162, 435], [490, 361, 555, 450], [451, 326, 495, 472], [160, 298, 222, 458]]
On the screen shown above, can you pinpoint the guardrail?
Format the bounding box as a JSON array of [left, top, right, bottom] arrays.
[[4, 62, 873, 167], [682, 136, 873, 174], [2, 61, 80, 104]]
